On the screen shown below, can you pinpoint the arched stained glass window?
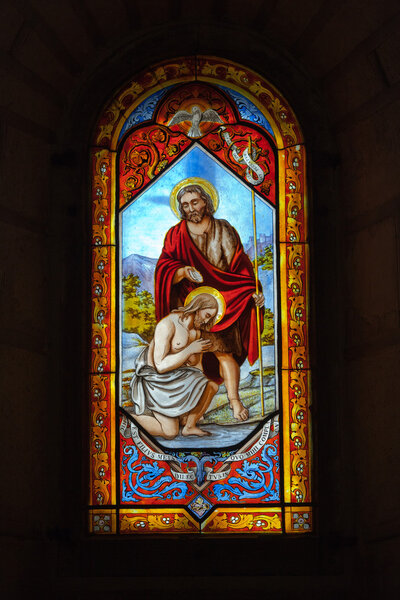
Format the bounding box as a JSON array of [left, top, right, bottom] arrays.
[[89, 57, 311, 535]]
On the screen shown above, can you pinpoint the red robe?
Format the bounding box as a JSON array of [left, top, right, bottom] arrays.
[[155, 220, 263, 382]]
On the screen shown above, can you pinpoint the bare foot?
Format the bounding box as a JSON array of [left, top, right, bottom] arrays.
[[182, 424, 212, 436], [229, 398, 249, 421]]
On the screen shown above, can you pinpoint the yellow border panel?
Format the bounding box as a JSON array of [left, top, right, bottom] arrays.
[[307, 365, 312, 502], [108, 158, 116, 503], [109, 371, 116, 505], [119, 508, 199, 534], [280, 243, 289, 370], [92, 148, 114, 246], [285, 243, 308, 370], [89, 373, 115, 507], [304, 241, 310, 367], [202, 507, 282, 534], [282, 369, 291, 503], [108, 244, 116, 374], [110, 151, 117, 245], [278, 150, 287, 242], [302, 148, 308, 242], [289, 369, 311, 504]]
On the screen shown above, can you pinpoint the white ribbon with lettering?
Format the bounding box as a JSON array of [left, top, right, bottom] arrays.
[[219, 126, 265, 185], [204, 421, 271, 481], [120, 416, 271, 483]]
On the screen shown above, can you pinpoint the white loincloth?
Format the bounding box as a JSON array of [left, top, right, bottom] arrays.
[[130, 348, 209, 418]]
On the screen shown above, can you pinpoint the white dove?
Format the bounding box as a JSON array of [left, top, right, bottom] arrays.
[[167, 105, 223, 138]]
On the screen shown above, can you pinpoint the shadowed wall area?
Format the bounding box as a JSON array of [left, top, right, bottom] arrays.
[[1, 1, 399, 598]]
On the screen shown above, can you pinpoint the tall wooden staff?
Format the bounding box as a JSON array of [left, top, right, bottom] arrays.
[[251, 188, 264, 417]]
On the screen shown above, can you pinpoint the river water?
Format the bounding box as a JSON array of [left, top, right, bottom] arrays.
[[157, 416, 277, 450]]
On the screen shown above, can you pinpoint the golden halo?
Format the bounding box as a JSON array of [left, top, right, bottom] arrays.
[[170, 177, 219, 219], [184, 286, 226, 325]]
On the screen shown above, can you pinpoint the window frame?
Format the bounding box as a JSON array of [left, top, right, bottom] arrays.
[[88, 56, 312, 535]]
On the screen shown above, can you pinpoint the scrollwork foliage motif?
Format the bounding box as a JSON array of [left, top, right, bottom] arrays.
[[206, 512, 281, 532], [92, 246, 112, 373], [120, 513, 196, 533], [92, 149, 111, 245], [91, 375, 111, 505], [208, 440, 279, 502], [284, 145, 310, 503], [289, 371, 309, 503], [121, 443, 192, 503]]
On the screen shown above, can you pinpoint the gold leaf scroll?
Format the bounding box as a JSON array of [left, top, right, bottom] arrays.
[[92, 149, 111, 245], [286, 146, 303, 241], [289, 371, 309, 503], [269, 98, 296, 144], [287, 243, 306, 368], [288, 268, 303, 295], [120, 513, 195, 533], [93, 478, 110, 505], [91, 374, 110, 505], [208, 513, 281, 532]]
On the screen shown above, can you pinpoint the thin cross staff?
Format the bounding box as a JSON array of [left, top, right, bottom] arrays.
[[251, 188, 264, 417]]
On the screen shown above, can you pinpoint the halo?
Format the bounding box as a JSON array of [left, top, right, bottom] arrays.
[[184, 286, 226, 325], [170, 177, 219, 219]]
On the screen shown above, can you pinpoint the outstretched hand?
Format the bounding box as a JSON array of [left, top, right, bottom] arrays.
[[183, 265, 203, 283], [252, 292, 265, 308], [172, 265, 204, 285]]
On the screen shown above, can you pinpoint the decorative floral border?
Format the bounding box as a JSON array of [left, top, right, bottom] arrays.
[[89, 57, 312, 530], [90, 148, 116, 506], [202, 507, 282, 534], [120, 509, 199, 534]]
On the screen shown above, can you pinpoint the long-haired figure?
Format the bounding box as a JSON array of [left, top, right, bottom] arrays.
[[129, 293, 219, 439], [155, 181, 265, 422]]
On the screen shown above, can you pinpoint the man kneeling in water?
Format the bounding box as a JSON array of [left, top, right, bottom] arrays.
[[130, 293, 219, 439]]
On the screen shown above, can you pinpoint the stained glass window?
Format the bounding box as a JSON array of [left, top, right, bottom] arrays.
[[89, 57, 311, 535]]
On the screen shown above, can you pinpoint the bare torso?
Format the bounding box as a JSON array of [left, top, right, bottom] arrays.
[[147, 313, 203, 371]]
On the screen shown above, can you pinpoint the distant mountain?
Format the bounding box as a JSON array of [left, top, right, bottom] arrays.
[[122, 253, 157, 296], [121, 251, 273, 308]]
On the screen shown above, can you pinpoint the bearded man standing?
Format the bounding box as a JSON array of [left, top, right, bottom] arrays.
[[155, 183, 264, 422]]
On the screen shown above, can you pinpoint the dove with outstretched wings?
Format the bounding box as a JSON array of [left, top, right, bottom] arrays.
[[167, 105, 224, 138]]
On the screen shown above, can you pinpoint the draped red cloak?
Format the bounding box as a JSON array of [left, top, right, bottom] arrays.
[[154, 220, 263, 382]]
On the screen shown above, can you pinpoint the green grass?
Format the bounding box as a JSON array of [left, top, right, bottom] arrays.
[[202, 385, 276, 425]]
